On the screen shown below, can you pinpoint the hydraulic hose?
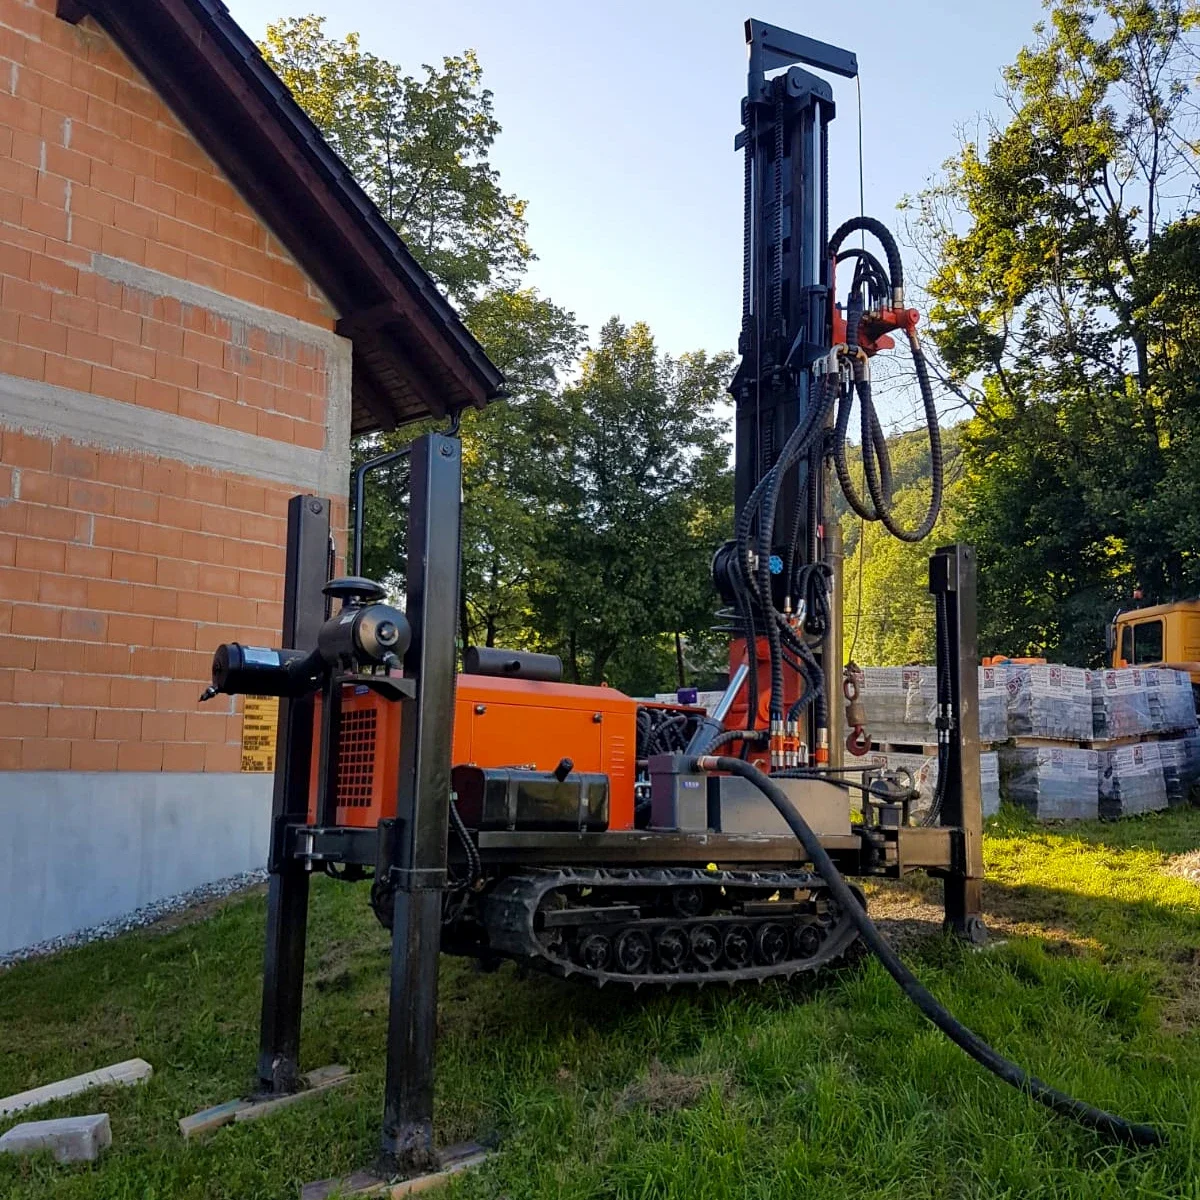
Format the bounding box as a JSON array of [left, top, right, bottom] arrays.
[[686, 754, 1164, 1149], [829, 216, 904, 300]]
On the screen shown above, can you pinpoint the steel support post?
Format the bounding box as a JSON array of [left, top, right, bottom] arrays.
[[257, 495, 331, 1093], [379, 433, 462, 1175], [929, 543, 987, 943]]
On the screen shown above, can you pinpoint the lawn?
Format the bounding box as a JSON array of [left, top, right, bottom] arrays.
[[2, 806, 1199, 1199]]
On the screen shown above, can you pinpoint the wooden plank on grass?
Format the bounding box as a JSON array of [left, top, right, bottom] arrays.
[[178, 1065, 353, 1139], [0, 1058, 153, 1118], [301, 1142, 491, 1200]]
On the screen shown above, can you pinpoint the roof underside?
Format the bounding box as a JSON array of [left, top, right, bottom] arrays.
[[58, 0, 505, 435]]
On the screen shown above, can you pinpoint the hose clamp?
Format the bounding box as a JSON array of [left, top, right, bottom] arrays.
[[815, 345, 845, 376]]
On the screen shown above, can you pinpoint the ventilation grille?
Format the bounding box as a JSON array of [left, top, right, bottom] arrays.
[[337, 707, 378, 808]]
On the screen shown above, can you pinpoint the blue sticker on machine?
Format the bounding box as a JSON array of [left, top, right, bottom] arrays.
[[242, 647, 281, 667], [681, 780, 701, 789]]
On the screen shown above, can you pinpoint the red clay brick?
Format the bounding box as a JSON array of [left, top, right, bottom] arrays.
[[152, 618, 194, 649], [3, 275, 53, 319], [61, 609, 108, 641], [107, 612, 155, 645], [71, 740, 119, 770], [83, 641, 130, 674], [204, 742, 241, 773], [133, 647, 177, 678], [177, 391, 219, 424], [51, 441, 99, 479], [15, 539, 66, 573], [111, 341, 155, 376], [21, 471, 71, 505], [0, 740, 20, 770], [44, 353, 93, 392], [176, 591, 220, 623], [0, 634, 37, 668], [142, 711, 187, 742], [48, 707, 97, 740], [65, 327, 113, 366], [90, 365, 137, 402], [5, 705, 49, 738], [117, 741, 163, 771], [162, 742, 207, 772], [93, 515, 141, 552], [68, 478, 116, 514], [13, 670, 65, 706], [109, 550, 157, 583], [37, 573, 88, 607], [18, 312, 68, 354], [22, 738, 72, 769], [10, 604, 61, 638], [64, 543, 113, 579], [109, 677, 157, 710], [133, 375, 178, 414], [85, 577, 133, 611], [0, 342, 46, 380]]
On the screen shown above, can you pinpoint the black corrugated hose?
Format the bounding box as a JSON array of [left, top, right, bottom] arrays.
[[686, 754, 1164, 1149], [828, 218, 943, 544]]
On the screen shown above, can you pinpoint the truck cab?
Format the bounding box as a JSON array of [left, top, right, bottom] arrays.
[[1108, 600, 1200, 686]]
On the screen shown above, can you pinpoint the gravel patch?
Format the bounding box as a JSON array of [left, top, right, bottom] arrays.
[[0, 870, 268, 969], [1165, 849, 1200, 885]]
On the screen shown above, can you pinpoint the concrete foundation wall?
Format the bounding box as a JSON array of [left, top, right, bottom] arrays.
[[0, 770, 271, 954]]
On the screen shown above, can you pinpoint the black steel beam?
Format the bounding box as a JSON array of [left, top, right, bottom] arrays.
[[257, 495, 330, 1094], [379, 433, 462, 1174], [930, 544, 986, 942]]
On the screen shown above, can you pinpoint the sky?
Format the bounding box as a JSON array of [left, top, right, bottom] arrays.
[[224, 0, 1047, 372]]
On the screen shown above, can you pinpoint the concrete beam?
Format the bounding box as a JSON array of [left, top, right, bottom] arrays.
[[0, 1114, 112, 1164]]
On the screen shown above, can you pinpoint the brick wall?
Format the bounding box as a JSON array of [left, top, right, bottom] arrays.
[[0, 0, 351, 776]]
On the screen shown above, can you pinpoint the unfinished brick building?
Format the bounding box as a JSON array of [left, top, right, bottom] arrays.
[[0, 0, 502, 953]]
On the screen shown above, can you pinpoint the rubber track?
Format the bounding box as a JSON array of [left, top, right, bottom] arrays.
[[480, 866, 862, 988]]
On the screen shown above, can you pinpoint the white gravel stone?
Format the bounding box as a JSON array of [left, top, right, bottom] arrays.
[[0, 1113, 112, 1163], [0, 870, 268, 969]]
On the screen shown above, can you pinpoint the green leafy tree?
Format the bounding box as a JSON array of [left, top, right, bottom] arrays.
[[841, 428, 964, 666], [909, 0, 1199, 663], [532, 320, 733, 691], [260, 16, 530, 301]]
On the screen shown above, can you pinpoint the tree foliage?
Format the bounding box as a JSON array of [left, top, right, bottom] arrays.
[[910, 0, 1200, 663], [260, 16, 531, 301], [840, 427, 963, 666], [262, 19, 735, 694], [532, 320, 733, 691]]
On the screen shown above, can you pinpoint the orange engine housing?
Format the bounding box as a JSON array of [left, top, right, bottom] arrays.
[[307, 675, 639, 831]]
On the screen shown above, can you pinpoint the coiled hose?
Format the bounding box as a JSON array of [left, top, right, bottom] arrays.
[[687, 754, 1164, 1149], [828, 218, 943, 543]]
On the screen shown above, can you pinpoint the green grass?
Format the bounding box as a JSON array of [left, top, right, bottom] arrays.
[[2, 807, 1200, 1199]]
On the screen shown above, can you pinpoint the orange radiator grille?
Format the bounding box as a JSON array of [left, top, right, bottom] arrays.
[[337, 707, 378, 808], [307, 688, 401, 827]]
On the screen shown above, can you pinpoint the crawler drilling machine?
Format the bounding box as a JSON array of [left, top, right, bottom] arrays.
[[200, 19, 1160, 1180]]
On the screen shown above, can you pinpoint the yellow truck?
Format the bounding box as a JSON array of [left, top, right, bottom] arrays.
[[1108, 600, 1200, 687]]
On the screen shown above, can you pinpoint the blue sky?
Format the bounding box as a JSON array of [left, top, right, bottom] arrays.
[[226, 0, 1046, 370]]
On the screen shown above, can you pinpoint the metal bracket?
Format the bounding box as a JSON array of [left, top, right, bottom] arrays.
[[745, 18, 857, 102]]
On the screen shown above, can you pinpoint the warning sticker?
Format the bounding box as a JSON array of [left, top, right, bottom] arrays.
[[241, 695, 280, 773]]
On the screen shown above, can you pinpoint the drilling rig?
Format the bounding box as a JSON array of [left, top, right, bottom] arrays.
[[199, 18, 1158, 1183]]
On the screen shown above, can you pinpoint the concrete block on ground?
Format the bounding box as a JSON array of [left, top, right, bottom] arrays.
[[0, 1113, 111, 1163]]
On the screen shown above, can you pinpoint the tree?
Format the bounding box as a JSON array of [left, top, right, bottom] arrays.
[[840, 427, 964, 666], [259, 16, 530, 302], [910, 0, 1199, 663], [531, 320, 734, 691]]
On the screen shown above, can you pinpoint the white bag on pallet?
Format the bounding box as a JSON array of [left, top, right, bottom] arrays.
[[1157, 738, 1190, 807], [978, 666, 1008, 743], [980, 749, 1001, 817], [999, 745, 1099, 820], [1144, 668, 1197, 734], [1005, 665, 1092, 741], [1098, 741, 1167, 818], [1091, 668, 1153, 740], [859, 666, 937, 746]]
